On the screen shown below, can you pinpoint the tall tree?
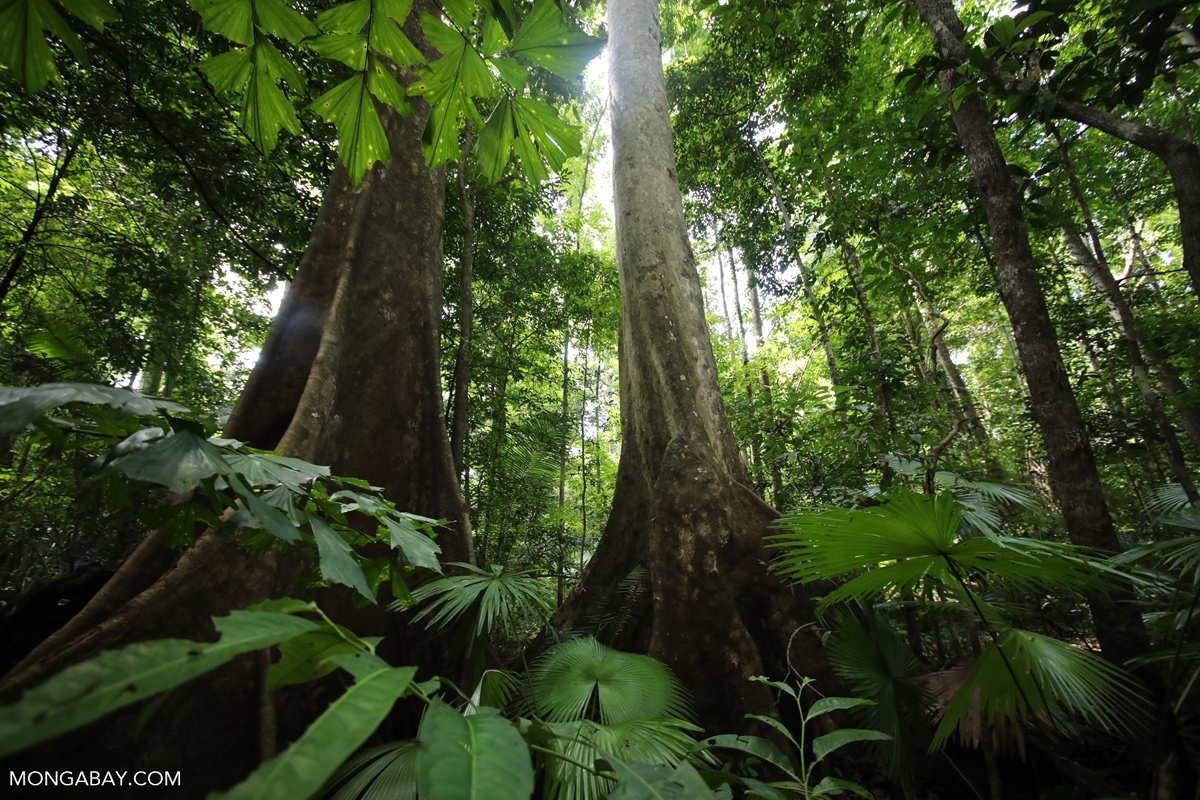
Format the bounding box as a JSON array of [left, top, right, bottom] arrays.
[[912, 0, 1149, 668], [548, 0, 829, 735]]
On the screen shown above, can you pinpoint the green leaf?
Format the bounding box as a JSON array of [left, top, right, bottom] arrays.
[[411, 11, 495, 166], [0, 383, 188, 436], [370, 4, 423, 69], [315, 0, 369, 31], [603, 757, 717, 799], [240, 37, 303, 153], [366, 52, 414, 114], [0, 605, 319, 759], [382, 516, 442, 570], [311, 517, 376, 602], [511, 96, 581, 172], [541, 718, 702, 800], [506, 0, 604, 81], [213, 666, 417, 800], [56, 0, 114, 29], [691, 735, 796, 781], [222, 450, 331, 492], [200, 47, 254, 93], [490, 56, 525, 90], [416, 699, 534, 800], [227, 474, 303, 543], [264, 626, 378, 695], [811, 728, 892, 762], [439, 0, 473, 29], [252, 0, 317, 44], [191, 0, 255, 44], [100, 430, 233, 494], [475, 97, 515, 183], [528, 637, 692, 725], [811, 775, 874, 798], [307, 32, 369, 70], [0, 0, 89, 90], [310, 74, 391, 183], [807, 696, 873, 719]]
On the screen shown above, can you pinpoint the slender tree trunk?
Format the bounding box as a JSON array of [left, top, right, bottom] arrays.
[[450, 123, 477, 477], [0, 137, 80, 308], [726, 244, 763, 479], [557, 329, 570, 607], [752, 143, 840, 388], [913, 0, 1149, 667], [1, 9, 473, 793], [546, 0, 831, 736], [746, 266, 784, 500]]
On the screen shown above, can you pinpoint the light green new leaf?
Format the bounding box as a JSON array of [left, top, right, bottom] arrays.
[[0, 382, 188, 435], [0, 605, 319, 759], [383, 516, 442, 570], [311, 516, 376, 601], [310, 74, 391, 183], [807, 696, 873, 720], [416, 699, 534, 800], [506, 0, 603, 81], [214, 666, 417, 800], [811, 728, 892, 762]]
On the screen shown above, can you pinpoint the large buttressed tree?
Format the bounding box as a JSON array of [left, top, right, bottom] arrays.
[[0, 7, 473, 792], [547, 0, 830, 735]]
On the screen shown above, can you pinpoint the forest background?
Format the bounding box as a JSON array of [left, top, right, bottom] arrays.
[[0, 0, 1198, 798]]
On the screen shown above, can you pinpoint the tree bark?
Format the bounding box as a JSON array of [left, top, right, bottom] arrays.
[[1, 9, 473, 794], [545, 0, 831, 737], [913, 0, 1149, 667]]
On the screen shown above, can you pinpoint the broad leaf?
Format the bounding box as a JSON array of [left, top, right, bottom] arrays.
[[506, 0, 604, 81], [310, 74, 391, 183], [311, 517, 376, 602], [603, 757, 717, 800], [100, 430, 232, 494], [383, 516, 442, 570], [811, 728, 892, 762], [214, 666, 417, 800], [416, 699, 534, 800], [412, 12, 494, 166], [0, 604, 319, 759], [0, 383, 188, 436], [691, 734, 795, 780]]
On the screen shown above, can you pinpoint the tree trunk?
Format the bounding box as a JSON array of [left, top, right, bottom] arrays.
[[546, 0, 830, 737], [913, 0, 1149, 668], [0, 9, 473, 795], [450, 124, 477, 478]]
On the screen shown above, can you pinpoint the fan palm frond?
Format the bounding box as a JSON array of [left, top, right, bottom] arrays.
[[930, 628, 1146, 751], [825, 608, 929, 774], [539, 717, 701, 800], [772, 490, 1104, 609], [526, 637, 693, 725], [1146, 483, 1194, 518], [393, 562, 554, 640], [321, 740, 417, 800]]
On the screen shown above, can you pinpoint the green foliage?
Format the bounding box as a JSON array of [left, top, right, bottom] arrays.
[[0, 383, 443, 602], [772, 488, 1147, 755], [400, 561, 554, 640], [416, 698, 535, 800], [526, 637, 693, 725], [691, 676, 886, 800], [0, 598, 321, 759], [0, 0, 117, 90]]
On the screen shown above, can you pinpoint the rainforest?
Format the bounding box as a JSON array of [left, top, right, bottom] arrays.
[[0, 0, 1197, 798]]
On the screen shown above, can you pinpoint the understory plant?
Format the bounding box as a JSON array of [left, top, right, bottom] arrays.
[[770, 488, 1147, 762]]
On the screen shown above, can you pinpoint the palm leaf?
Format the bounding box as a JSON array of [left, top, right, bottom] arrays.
[[321, 740, 417, 800], [396, 562, 553, 640], [526, 637, 692, 725], [540, 717, 702, 800], [1146, 483, 1194, 518], [930, 628, 1146, 750]]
